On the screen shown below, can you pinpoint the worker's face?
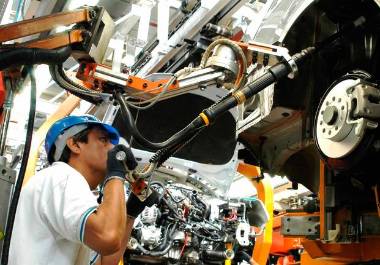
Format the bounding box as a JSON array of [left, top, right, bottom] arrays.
[[78, 126, 114, 176]]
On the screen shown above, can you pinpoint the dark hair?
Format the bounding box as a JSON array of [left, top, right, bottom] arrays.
[[56, 125, 96, 163]]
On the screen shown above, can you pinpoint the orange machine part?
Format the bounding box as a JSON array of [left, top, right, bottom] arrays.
[[0, 72, 5, 105], [126, 75, 179, 95], [270, 215, 302, 256], [76, 63, 179, 96], [300, 251, 347, 265], [299, 160, 380, 263], [276, 256, 297, 265], [19, 30, 84, 49], [0, 9, 90, 42], [302, 237, 380, 263]]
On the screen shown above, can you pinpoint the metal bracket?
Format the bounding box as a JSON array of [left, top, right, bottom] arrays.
[[247, 41, 298, 78], [281, 215, 320, 237], [350, 82, 380, 119]]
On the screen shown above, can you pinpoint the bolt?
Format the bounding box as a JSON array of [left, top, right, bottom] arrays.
[[143, 83, 148, 88], [89, 9, 97, 19]]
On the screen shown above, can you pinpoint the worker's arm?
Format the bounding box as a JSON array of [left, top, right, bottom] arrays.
[[96, 188, 161, 264], [84, 179, 126, 255], [96, 216, 135, 265], [84, 145, 137, 255]]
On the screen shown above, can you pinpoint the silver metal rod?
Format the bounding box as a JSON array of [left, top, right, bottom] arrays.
[[0, 83, 13, 156]]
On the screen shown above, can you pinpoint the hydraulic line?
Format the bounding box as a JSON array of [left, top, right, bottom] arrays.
[[49, 64, 103, 104], [147, 47, 316, 168], [1, 66, 36, 265], [201, 250, 232, 261]]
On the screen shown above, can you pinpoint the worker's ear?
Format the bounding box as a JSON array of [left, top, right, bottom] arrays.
[[66, 138, 81, 155]]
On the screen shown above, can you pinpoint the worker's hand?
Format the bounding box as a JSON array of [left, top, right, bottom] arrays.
[[104, 144, 137, 185], [126, 189, 161, 219]]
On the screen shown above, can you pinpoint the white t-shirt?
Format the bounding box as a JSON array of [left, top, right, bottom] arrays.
[[9, 162, 100, 265]]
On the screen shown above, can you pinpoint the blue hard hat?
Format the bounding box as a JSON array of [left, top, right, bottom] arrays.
[[45, 115, 119, 164]]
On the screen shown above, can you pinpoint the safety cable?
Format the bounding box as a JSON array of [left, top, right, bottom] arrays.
[[125, 67, 199, 110], [125, 75, 176, 110], [1, 66, 36, 265]]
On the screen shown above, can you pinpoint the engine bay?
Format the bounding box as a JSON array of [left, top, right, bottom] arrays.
[[125, 182, 267, 265]]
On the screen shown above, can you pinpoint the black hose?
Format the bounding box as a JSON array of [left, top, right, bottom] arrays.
[[152, 224, 171, 251], [1, 66, 36, 265], [149, 129, 200, 166], [201, 250, 228, 261], [203, 47, 316, 123], [136, 240, 174, 257], [116, 92, 204, 150], [49, 64, 103, 104], [235, 251, 252, 263], [0, 46, 71, 70]]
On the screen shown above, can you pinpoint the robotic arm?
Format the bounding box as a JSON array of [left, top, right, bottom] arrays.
[[0, 5, 317, 200]]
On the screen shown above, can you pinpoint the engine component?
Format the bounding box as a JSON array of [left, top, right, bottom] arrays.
[[126, 183, 259, 264], [236, 222, 251, 246], [141, 205, 159, 225], [140, 225, 162, 247], [205, 44, 238, 80]]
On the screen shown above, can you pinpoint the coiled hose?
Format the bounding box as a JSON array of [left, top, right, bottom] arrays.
[[199, 38, 248, 90]]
